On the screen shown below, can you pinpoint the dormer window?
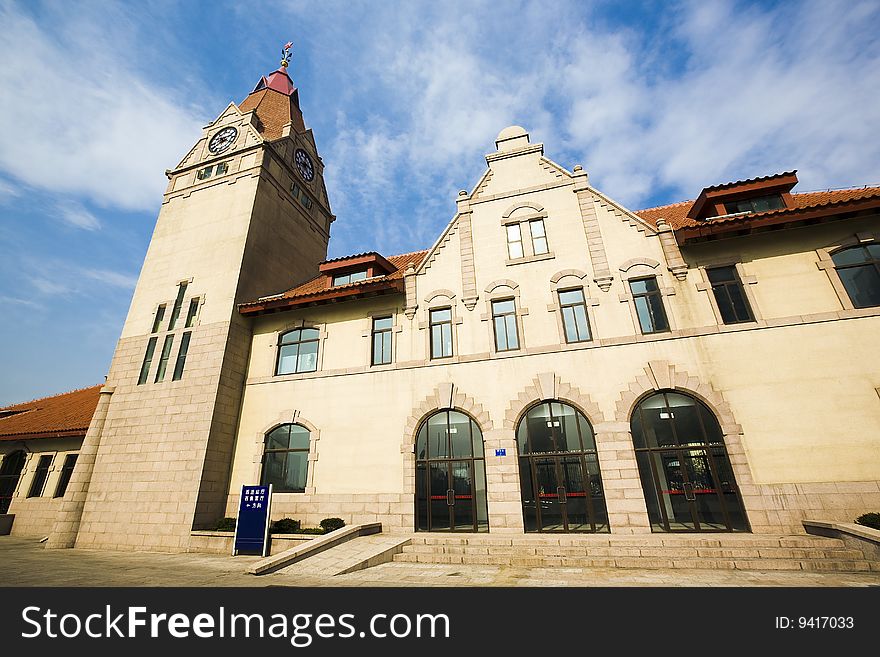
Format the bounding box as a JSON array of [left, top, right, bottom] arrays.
[[723, 195, 784, 215], [332, 270, 368, 286], [687, 171, 797, 222]]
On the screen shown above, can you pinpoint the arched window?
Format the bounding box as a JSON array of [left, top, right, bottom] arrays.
[[0, 450, 27, 514], [832, 244, 880, 308], [516, 401, 608, 533], [276, 328, 319, 375], [261, 424, 310, 492], [631, 391, 748, 532], [415, 410, 488, 532]]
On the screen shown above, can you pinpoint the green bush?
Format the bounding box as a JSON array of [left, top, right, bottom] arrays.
[[215, 517, 236, 532], [855, 512, 880, 530], [298, 527, 326, 535], [320, 517, 346, 533], [270, 518, 301, 534]]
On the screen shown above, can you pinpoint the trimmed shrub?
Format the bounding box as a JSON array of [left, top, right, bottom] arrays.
[[855, 512, 880, 530], [320, 517, 346, 533], [271, 518, 302, 534], [215, 517, 236, 532], [298, 527, 326, 535]]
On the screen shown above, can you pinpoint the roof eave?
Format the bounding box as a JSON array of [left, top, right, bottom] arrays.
[[676, 197, 880, 244], [239, 279, 405, 316]]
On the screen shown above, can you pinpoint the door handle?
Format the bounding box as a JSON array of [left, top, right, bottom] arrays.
[[557, 486, 567, 504], [446, 489, 455, 506], [683, 482, 696, 501]]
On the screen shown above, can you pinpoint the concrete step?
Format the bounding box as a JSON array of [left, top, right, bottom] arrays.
[[394, 532, 877, 572], [399, 543, 866, 560], [392, 551, 878, 572]]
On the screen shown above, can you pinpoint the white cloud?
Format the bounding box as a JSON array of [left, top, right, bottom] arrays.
[[286, 0, 880, 256], [21, 258, 137, 298], [0, 178, 21, 203], [56, 201, 100, 231], [0, 3, 207, 212]]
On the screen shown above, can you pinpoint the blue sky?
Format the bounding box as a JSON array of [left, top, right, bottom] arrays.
[[1, 0, 879, 405]]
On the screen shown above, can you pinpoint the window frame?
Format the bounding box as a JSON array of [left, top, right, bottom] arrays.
[[53, 454, 78, 498], [558, 287, 593, 343], [154, 334, 175, 383], [275, 327, 322, 375], [371, 315, 394, 366], [629, 276, 670, 335], [706, 265, 755, 324], [26, 454, 53, 498], [137, 336, 158, 385], [506, 223, 524, 260], [491, 297, 520, 352], [261, 424, 311, 493], [429, 307, 454, 359], [529, 219, 549, 255], [831, 244, 880, 309]]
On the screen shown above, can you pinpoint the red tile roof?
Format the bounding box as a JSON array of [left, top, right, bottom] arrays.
[[636, 186, 880, 231], [239, 250, 427, 314], [0, 385, 101, 441]]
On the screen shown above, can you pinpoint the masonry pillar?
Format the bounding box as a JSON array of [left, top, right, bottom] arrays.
[[656, 218, 689, 281], [46, 385, 114, 549], [593, 422, 651, 534]]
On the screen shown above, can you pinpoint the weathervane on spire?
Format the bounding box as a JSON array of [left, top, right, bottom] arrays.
[[280, 41, 293, 68]]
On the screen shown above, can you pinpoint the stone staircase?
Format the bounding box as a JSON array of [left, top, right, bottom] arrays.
[[394, 533, 879, 572]]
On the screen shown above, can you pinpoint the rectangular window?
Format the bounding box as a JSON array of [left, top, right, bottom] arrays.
[[184, 297, 200, 328], [706, 266, 754, 324], [301, 194, 313, 209], [27, 455, 53, 498], [151, 304, 166, 333], [371, 316, 393, 365], [214, 161, 228, 176], [506, 223, 524, 259], [196, 165, 213, 180], [53, 454, 78, 498], [492, 298, 520, 351], [629, 277, 670, 334], [137, 336, 158, 385], [276, 329, 321, 375], [723, 194, 785, 215], [332, 270, 368, 286], [558, 288, 592, 342], [529, 219, 549, 255], [167, 282, 188, 330], [172, 332, 192, 381], [154, 335, 175, 383], [291, 182, 301, 200], [429, 308, 453, 359]]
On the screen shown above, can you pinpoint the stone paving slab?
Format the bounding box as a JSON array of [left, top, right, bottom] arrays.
[[278, 535, 411, 576], [1, 536, 879, 587]]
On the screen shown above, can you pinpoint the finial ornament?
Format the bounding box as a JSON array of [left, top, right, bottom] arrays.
[[281, 41, 293, 68]]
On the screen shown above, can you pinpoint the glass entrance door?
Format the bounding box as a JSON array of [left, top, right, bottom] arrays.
[[632, 392, 749, 532], [416, 410, 489, 532], [517, 402, 609, 533]]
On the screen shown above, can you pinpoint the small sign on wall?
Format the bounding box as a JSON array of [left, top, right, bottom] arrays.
[[233, 484, 272, 557], [495, 448, 507, 457]]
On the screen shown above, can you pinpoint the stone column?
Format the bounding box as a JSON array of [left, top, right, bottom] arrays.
[[46, 385, 114, 549], [656, 218, 689, 281], [456, 191, 479, 310], [482, 428, 525, 534], [572, 166, 615, 291], [593, 422, 651, 534]]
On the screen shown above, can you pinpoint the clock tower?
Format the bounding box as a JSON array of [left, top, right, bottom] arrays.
[[49, 46, 333, 551]]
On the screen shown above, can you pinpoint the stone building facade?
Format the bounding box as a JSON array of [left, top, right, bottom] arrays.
[[2, 55, 879, 550]]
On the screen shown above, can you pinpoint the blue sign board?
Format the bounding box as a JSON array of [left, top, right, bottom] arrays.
[[495, 448, 507, 456], [233, 484, 272, 556]]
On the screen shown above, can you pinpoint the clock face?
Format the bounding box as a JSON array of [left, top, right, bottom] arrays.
[[294, 148, 315, 182], [208, 126, 238, 154]]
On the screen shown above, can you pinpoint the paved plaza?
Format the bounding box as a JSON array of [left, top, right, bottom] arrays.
[[1, 536, 878, 587]]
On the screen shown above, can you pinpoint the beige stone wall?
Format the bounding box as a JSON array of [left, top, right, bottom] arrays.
[[2, 437, 82, 538], [227, 129, 880, 536]]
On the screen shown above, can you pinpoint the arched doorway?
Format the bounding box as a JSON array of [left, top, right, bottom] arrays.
[[0, 451, 27, 514], [631, 391, 749, 532], [517, 401, 609, 533], [415, 410, 489, 532]]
